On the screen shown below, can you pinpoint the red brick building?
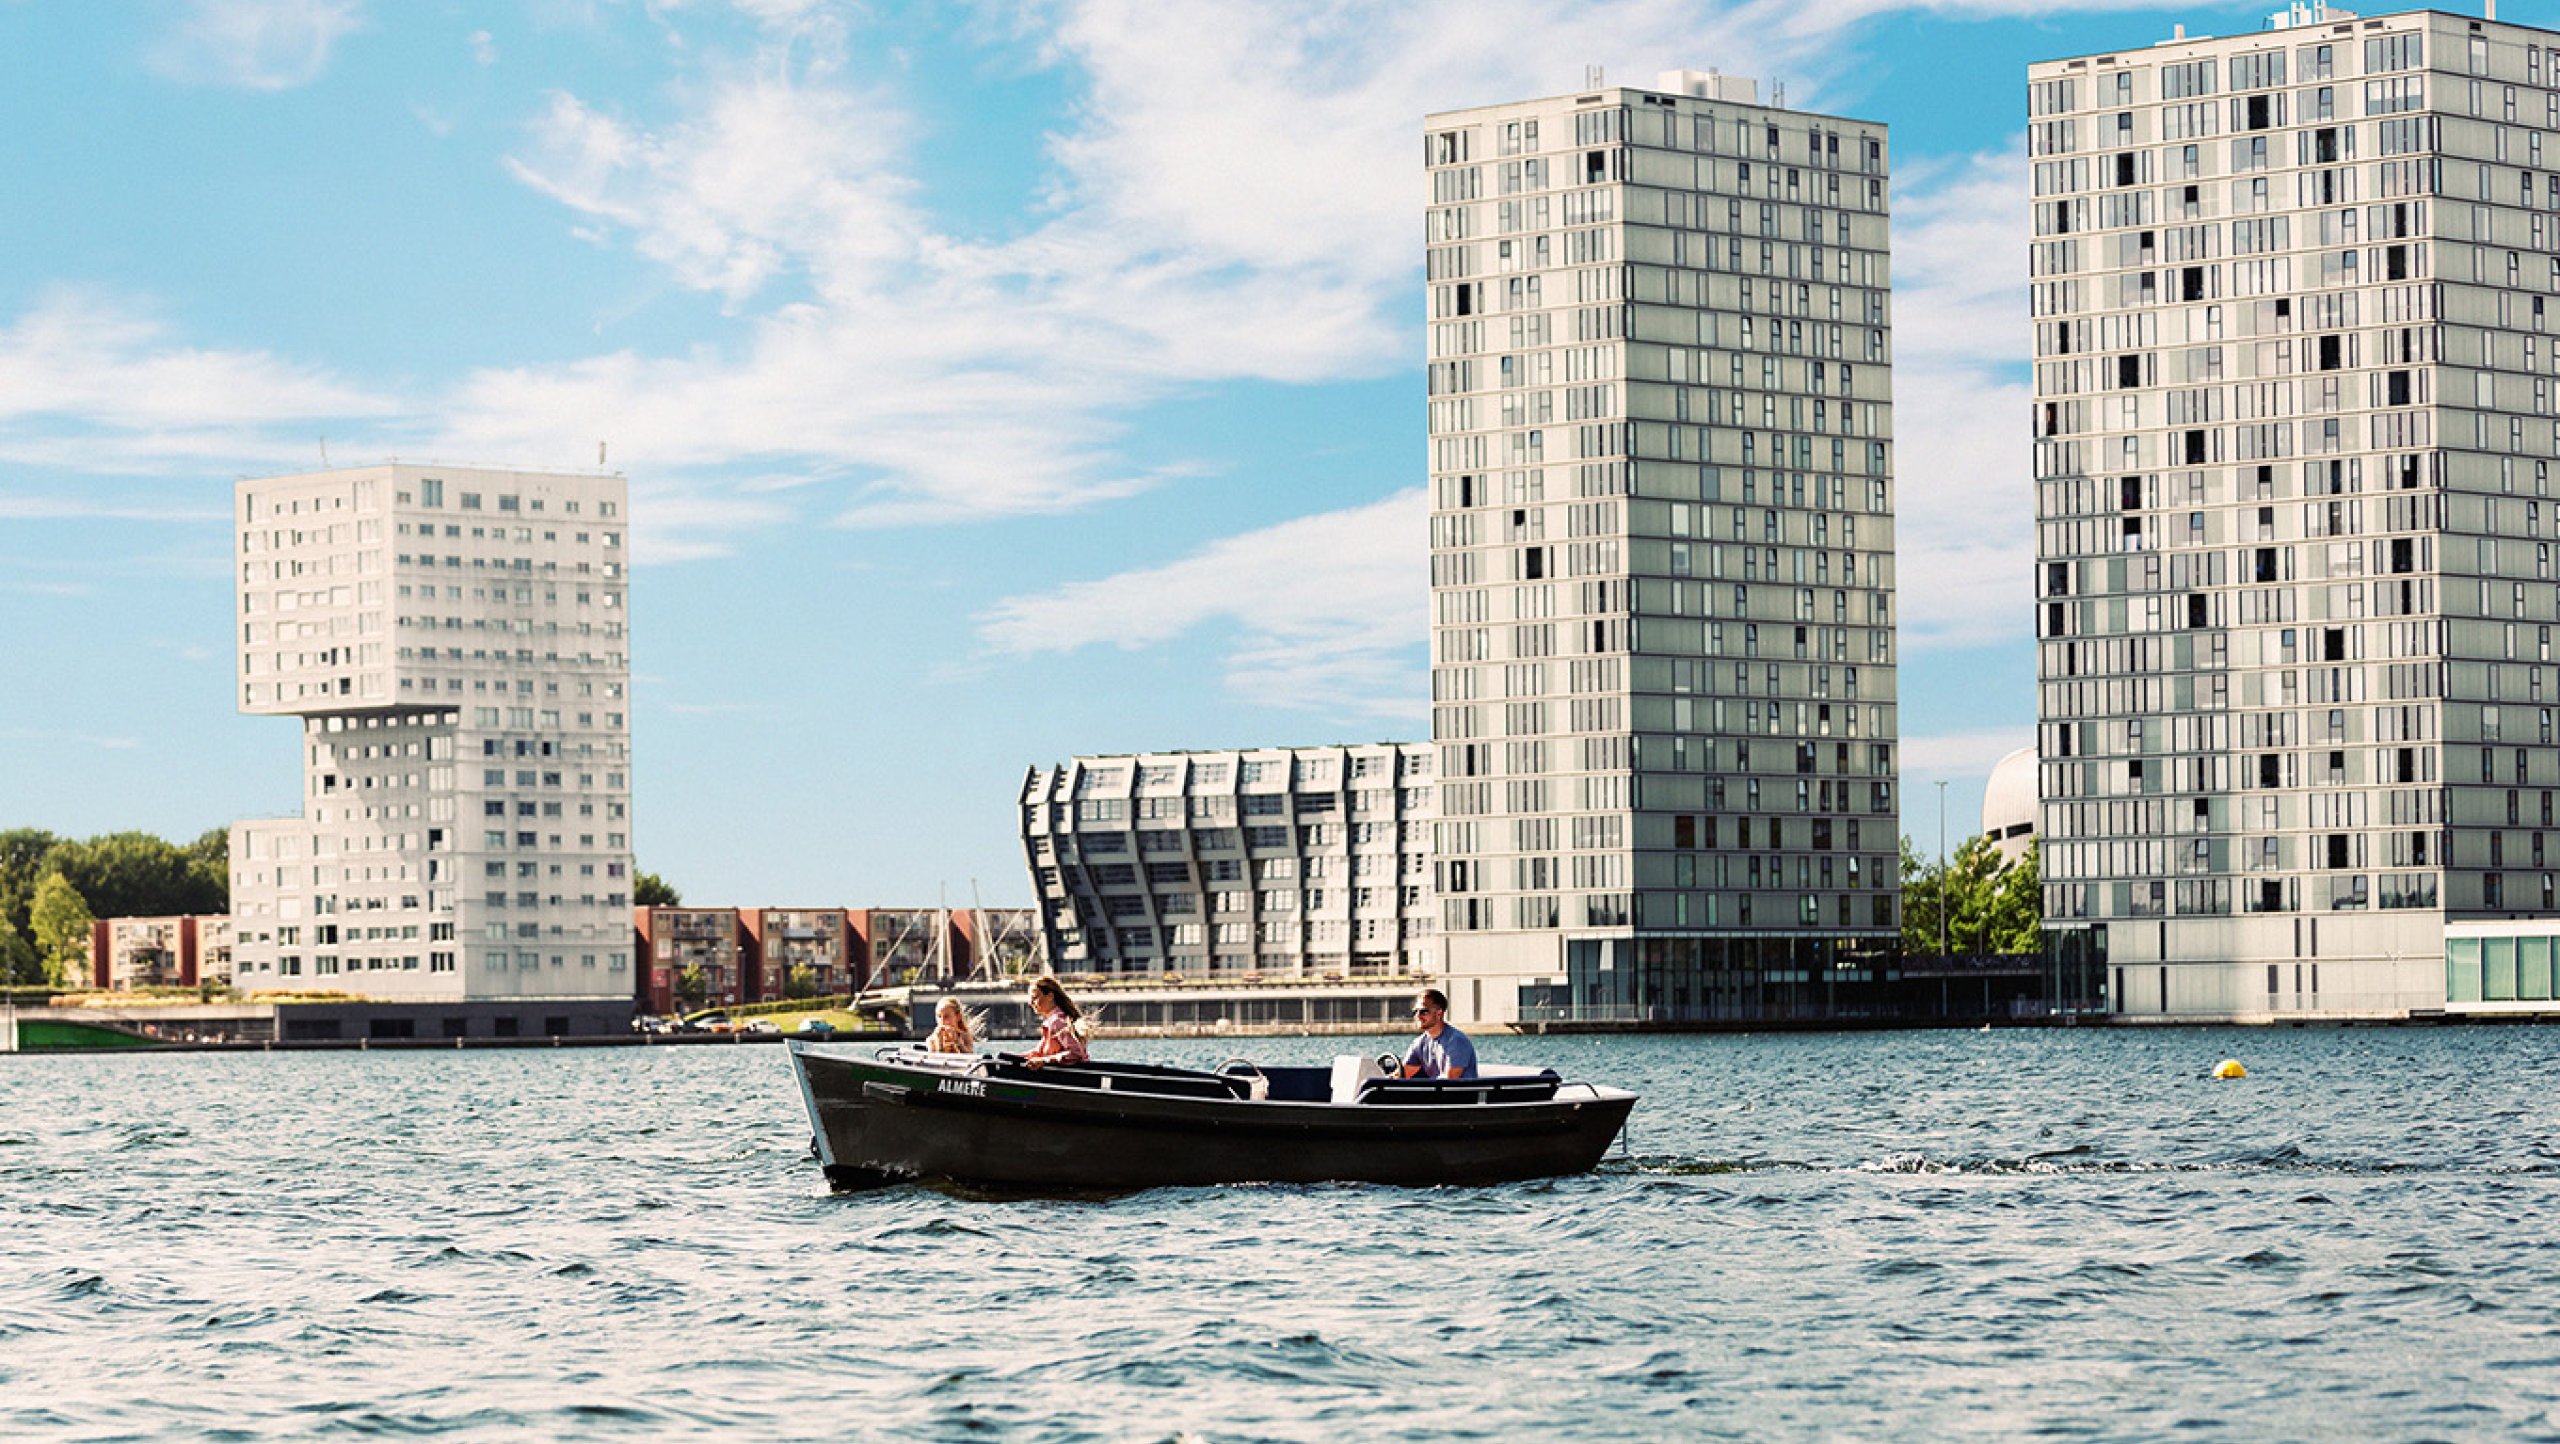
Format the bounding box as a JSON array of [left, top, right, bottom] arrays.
[[88, 916, 233, 990], [634, 906, 1037, 1014]]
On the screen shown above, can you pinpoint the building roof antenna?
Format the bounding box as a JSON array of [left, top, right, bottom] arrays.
[[1585, 63, 1604, 88]]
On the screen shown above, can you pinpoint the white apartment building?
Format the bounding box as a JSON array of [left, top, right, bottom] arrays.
[[1425, 72, 1901, 1027], [1020, 745, 1436, 979], [228, 464, 635, 1003], [2031, 6, 2560, 1019]]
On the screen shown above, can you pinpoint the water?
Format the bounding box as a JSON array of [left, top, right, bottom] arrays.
[[6, 1028, 2560, 1441]]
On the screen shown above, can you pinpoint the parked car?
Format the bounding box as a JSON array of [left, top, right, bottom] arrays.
[[744, 1019, 780, 1036]]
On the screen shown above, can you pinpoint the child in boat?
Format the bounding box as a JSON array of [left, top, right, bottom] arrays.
[[928, 997, 977, 1054], [1021, 976, 1091, 1068]]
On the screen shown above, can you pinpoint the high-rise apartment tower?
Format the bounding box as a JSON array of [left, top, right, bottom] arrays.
[[2030, 6, 2560, 1018], [1425, 72, 1901, 1026], [227, 464, 636, 1003]]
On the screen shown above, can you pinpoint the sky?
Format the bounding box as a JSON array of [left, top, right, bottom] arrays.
[[0, 0, 2265, 906]]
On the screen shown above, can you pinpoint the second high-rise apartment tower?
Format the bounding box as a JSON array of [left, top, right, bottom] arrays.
[[2032, 7, 2560, 1018], [226, 464, 636, 1004], [1425, 72, 1901, 1025]]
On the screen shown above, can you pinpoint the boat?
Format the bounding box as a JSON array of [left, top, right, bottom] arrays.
[[788, 1041, 1638, 1191]]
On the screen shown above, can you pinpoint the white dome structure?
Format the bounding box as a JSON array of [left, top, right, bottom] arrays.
[[1981, 746, 2038, 866]]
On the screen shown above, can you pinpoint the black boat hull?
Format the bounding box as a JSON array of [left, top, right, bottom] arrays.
[[791, 1043, 1636, 1190]]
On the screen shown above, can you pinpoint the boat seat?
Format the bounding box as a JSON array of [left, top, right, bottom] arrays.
[[1355, 1072, 1562, 1106], [989, 1055, 1250, 1100]]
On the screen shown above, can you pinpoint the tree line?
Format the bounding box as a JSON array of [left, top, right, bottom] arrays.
[[2, 820, 2037, 984], [1, 828, 229, 986], [1900, 834, 2041, 958]]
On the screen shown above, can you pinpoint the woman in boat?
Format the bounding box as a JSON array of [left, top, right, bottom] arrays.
[[1021, 976, 1090, 1069], [928, 997, 977, 1054]]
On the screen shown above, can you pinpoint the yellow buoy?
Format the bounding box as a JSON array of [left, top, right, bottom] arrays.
[[2212, 1058, 2247, 1080]]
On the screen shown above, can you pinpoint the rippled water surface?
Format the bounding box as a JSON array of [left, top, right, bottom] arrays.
[[8, 1028, 2560, 1440]]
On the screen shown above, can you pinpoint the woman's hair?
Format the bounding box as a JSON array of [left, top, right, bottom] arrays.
[[1031, 975, 1082, 1020], [936, 997, 962, 1019]]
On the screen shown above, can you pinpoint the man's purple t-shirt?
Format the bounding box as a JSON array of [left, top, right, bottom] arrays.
[[1404, 1024, 1478, 1079]]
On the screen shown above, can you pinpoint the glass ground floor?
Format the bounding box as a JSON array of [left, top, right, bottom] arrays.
[[1504, 934, 2039, 1026]]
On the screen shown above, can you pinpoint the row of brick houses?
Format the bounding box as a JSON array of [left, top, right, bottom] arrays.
[[631, 905, 1039, 1013], [83, 905, 1040, 1012]]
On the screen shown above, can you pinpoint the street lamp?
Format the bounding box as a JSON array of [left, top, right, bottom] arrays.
[[1936, 779, 1950, 959]]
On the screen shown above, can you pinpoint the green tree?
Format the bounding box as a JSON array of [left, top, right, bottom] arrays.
[[184, 826, 230, 903], [0, 828, 62, 978], [675, 964, 708, 1010], [29, 872, 96, 988], [1988, 841, 2042, 954], [1902, 834, 2041, 957], [45, 832, 222, 921], [634, 871, 681, 908], [785, 964, 818, 1000], [1900, 836, 1946, 957], [0, 913, 36, 987]]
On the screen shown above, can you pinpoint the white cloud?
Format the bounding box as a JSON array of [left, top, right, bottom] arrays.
[[977, 489, 1426, 716], [474, 0, 1882, 529], [468, 28, 497, 67], [465, 0, 2117, 555], [0, 494, 228, 523], [0, 726, 141, 752], [61, 2, 2079, 641], [147, 0, 363, 91], [1893, 365, 2034, 651], [624, 482, 794, 564], [1888, 144, 2034, 653], [1901, 727, 2034, 780], [0, 289, 396, 474]]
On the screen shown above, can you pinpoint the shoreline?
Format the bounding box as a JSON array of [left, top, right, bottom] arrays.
[[5, 1011, 2537, 1057]]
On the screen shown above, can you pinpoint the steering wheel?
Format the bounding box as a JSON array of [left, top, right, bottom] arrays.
[[1377, 1053, 1402, 1076]]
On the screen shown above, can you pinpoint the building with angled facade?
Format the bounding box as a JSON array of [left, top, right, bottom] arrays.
[[227, 463, 635, 1012], [1020, 745, 1437, 980], [2030, 5, 2560, 1018], [1424, 70, 1902, 1027]]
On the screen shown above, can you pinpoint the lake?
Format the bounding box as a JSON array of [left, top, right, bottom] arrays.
[[5, 1027, 2558, 1440]]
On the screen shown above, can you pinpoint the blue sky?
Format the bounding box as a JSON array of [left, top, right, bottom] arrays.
[[0, 0, 2247, 905]]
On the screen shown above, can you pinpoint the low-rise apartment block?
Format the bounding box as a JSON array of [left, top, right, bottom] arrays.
[[86, 915, 232, 990], [635, 906, 1037, 1013]]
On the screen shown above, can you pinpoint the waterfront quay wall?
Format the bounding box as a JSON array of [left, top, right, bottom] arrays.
[[0, 996, 637, 1051]]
